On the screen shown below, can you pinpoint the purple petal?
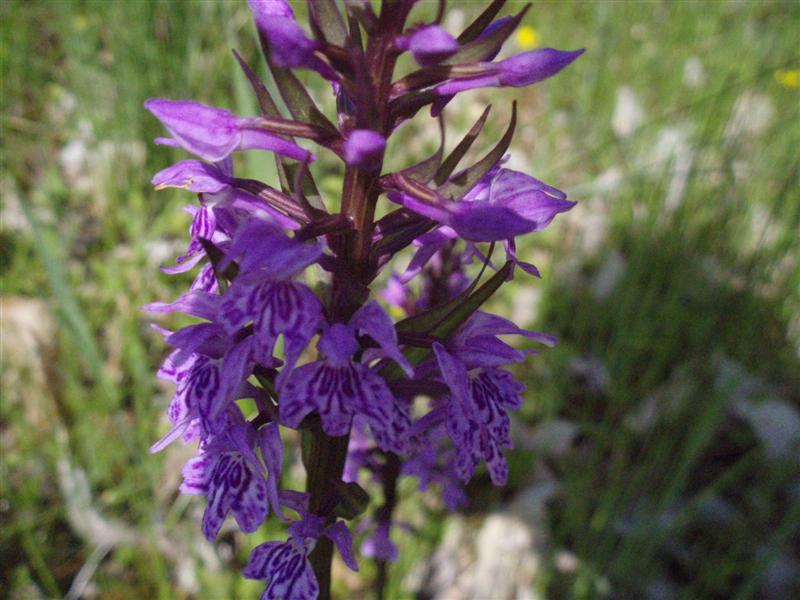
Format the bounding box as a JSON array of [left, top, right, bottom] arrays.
[[224, 218, 322, 281], [435, 73, 502, 96], [449, 202, 537, 242], [143, 290, 220, 321], [490, 169, 575, 231], [402, 227, 455, 282], [206, 339, 253, 425], [361, 522, 399, 562], [145, 98, 312, 163], [386, 191, 451, 224], [317, 323, 360, 367], [190, 263, 219, 293], [145, 99, 240, 162], [248, 0, 294, 19], [152, 159, 230, 193], [454, 336, 526, 369], [149, 419, 192, 453], [433, 343, 471, 406], [180, 454, 212, 495], [201, 452, 267, 539], [349, 365, 411, 454], [238, 127, 315, 163], [457, 311, 558, 348], [497, 48, 585, 87], [165, 323, 226, 363], [351, 301, 413, 376], [259, 423, 285, 519], [227, 455, 269, 534], [323, 521, 359, 572], [407, 25, 459, 66], [256, 282, 323, 371], [344, 129, 386, 170], [244, 540, 319, 600], [229, 189, 301, 230], [161, 250, 205, 275]]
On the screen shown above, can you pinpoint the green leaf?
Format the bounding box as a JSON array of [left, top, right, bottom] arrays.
[[384, 261, 513, 378], [308, 0, 349, 47], [457, 0, 507, 44], [399, 116, 445, 183], [269, 62, 337, 131], [437, 101, 516, 200], [233, 49, 326, 211], [434, 104, 491, 185], [331, 481, 371, 520], [232, 49, 281, 116], [430, 260, 511, 339], [396, 255, 506, 337], [20, 199, 113, 401]]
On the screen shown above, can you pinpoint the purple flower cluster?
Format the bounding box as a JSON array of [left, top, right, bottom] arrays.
[[145, 1, 581, 597]]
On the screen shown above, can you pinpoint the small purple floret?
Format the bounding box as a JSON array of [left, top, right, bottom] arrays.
[[344, 129, 387, 170]]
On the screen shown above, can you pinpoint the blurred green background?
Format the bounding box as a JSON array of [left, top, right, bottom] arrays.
[[2, 1, 799, 598]]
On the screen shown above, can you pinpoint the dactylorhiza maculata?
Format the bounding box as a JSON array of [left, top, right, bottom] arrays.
[[145, 1, 582, 598]]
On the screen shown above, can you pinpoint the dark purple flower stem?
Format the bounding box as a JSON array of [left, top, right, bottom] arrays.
[[306, 3, 414, 598]]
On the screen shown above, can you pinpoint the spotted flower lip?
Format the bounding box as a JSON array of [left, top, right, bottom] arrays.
[[433, 342, 523, 486], [181, 419, 272, 540], [145, 98, 315, 163], [279, 302, 413, 453], [435, 48, 585, 96], [244, 514, 358, 600]]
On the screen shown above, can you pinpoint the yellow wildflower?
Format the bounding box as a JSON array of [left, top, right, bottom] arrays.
[[775, 69, 799, 89], [516, 25, 540, 50]]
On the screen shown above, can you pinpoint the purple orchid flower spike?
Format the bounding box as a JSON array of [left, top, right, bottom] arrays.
[[145, 99, 314, 163], [180, 417, 274, 540], [436, 48, 585, 96], [249, 0, 338, 81], [280, 301, 412, 453], [389, 167, 576, 242], [244, 514, 358, 600], [217, 218, 324, 369], [143, 1, 581, 594]]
